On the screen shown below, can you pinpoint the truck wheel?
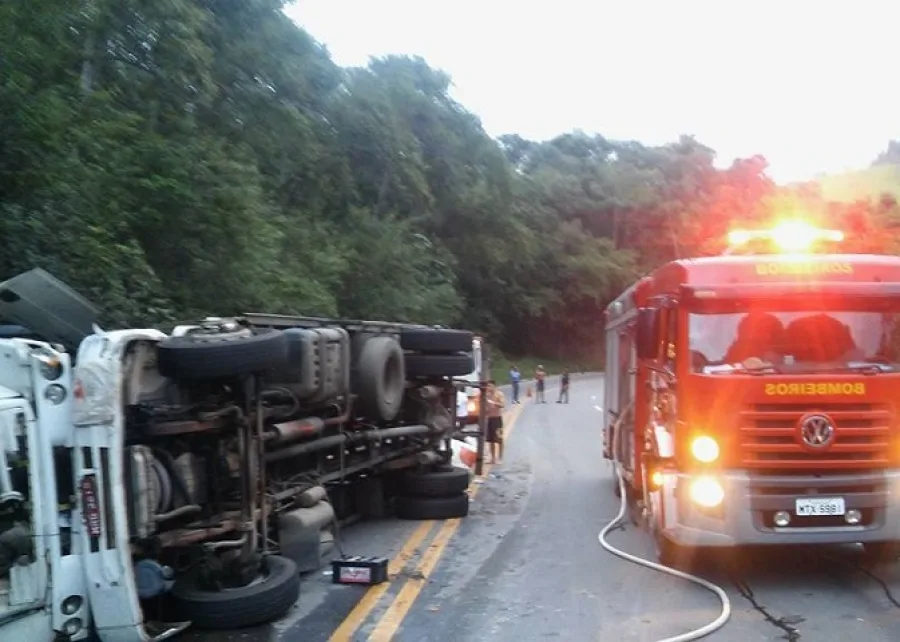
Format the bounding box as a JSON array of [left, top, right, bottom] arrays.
[[624, 485, 644, 527], [356, 336, 406, 422], [158, 328, 289, 380], [655, 533, 680, 568], [395, 492, 470, 520], [400, 328, 474, 353], [404, 353, 474, 378], [170, 555, 300, 629], [401, 465, 471, 498], [862, 542, 900, 563]]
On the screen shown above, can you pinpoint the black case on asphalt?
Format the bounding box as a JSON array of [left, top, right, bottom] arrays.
[[331, 556, 389, 585]]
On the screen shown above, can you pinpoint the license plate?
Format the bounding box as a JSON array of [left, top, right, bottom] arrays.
[[795, 497, 845, 517], [80, 474, 103, 537]]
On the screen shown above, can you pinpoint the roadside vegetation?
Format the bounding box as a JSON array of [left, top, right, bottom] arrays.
[[3, 1, 900, 363], [488, 354, 570, 385], [816, 164, 900, 204]]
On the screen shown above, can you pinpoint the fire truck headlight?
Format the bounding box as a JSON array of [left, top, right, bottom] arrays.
[[690, 436, 720, 463], [689, 476, 725, 508]]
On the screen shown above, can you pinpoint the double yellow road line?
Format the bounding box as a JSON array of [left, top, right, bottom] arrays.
[[329, 403, 525, 642]]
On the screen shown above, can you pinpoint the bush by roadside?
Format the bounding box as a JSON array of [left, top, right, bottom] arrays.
[[489, 353, 601, 385]]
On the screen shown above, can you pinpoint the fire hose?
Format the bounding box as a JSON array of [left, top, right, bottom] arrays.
[[597, 422, 732, 641]]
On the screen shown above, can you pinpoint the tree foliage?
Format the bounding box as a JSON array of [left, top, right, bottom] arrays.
[[2, 2, 899, 361]]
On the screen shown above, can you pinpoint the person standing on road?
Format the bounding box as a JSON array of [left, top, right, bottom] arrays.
[[509, 365, 521, 404], [534, 365, 546, 403], [486, 380, 506, 464], [557, 368, 570, 404]]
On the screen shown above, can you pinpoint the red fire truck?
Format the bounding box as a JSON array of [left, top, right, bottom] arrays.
[[603, 222, 900, 565]]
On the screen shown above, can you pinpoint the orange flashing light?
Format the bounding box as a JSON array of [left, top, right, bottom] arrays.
[[727, 221, 844, 254], [727, 229, 753, 246]]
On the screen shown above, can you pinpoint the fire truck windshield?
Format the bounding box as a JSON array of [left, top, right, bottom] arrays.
[[688, 309, 900, 374]]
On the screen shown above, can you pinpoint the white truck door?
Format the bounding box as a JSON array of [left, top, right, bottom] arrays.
[[0, 399, 49, 617]]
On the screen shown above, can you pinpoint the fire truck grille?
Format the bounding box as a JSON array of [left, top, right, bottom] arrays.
[[739, 402, 893, 470]]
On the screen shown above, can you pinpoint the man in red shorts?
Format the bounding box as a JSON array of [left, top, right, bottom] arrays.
[[486, 380, 506, 464]]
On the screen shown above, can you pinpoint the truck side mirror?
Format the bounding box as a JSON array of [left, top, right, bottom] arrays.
[[635, 307, 660, 360]]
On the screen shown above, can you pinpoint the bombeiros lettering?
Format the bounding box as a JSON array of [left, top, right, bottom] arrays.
[[754, 262, 853, 276], [764, 382, 866, 396]]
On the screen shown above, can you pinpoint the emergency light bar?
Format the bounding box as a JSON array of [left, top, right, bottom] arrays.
[[727, 221, 844, 254], [682, 282, 900, 302]]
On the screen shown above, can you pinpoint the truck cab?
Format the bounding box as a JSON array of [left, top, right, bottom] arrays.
[[604, 223, 900, 565]]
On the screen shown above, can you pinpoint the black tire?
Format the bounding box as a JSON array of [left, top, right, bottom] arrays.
[[356, 336, 406, 421], [400, 328, 474, 353], [624, 485, 643, 527], [405, 353, 474, 378], [862, 542, 900, 563], [170, 555, 300, 629], [656, 533, 679, 568], [401, 465, 471, 498], [652, 520, 695, 569], [158, 328, 289, 380], [395, 492, 470, 520]]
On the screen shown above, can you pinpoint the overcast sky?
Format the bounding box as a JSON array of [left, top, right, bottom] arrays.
[[285, 0, 900, 184]]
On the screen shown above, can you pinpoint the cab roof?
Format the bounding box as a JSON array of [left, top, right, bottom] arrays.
[[606, 253, 900, 316]]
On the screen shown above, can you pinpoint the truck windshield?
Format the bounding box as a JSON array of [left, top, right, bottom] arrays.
[[689, 309, 900, 374]]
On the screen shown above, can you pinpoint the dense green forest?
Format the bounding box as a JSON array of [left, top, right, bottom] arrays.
[[3, 1, 900, 363]]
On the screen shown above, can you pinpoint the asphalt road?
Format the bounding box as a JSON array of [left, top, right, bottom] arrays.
[[187, 374, 900, 641]]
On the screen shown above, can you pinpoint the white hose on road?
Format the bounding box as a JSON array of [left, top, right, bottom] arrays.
[[598, 429, 731, 641]]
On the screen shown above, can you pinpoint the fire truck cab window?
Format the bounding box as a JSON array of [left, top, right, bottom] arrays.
[[664, 310, 677, 366], [689, 309, 900, 372]]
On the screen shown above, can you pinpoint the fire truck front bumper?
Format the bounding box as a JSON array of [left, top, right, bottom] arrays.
[[658, 469, 900, 547]]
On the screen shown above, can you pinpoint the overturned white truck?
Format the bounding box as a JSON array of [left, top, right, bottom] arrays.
[[0, 269, 476, 641]]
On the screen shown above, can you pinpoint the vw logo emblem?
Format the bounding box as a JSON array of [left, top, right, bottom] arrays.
[[799, 414, 835, 448]]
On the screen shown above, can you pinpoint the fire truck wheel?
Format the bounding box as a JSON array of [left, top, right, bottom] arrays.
[[623, 485, 642, 526], [862, 541, 900, 563], [404, 353, 474, 378], [400, 328, 474, 353], [655, 532, 680, 568], [394, 492, 470, 520], [157, 328, 289, 380], [401, 465, 471, 498], [610, 463, 622, 498], [170, 555, 300, 629]]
